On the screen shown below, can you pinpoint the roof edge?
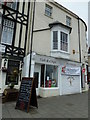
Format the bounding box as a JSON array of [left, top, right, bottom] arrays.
[[50, 1, 87, 31]]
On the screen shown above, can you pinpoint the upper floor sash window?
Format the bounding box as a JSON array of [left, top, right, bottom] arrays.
[[45, 4, 52, 17], [51, 27, 69, 53], [60, 32, 68, 52], [53, 31, 58, 50], [66, 16, 71, 26], [1, 19, 14, 45], [3, 0, 17, 10]]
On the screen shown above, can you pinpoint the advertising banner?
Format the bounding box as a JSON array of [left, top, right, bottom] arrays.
[[62, 66, 80, 75]]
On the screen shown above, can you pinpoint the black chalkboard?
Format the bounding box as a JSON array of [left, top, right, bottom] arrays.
[[15, 77, 38, 112]]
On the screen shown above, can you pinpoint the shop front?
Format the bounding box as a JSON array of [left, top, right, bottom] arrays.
[[0, 58, 22, 93], [22, 53, 82, 97]]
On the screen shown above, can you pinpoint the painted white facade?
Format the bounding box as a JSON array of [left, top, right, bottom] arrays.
[[22, 1, 88, 97], [22, 53, 82, 97]]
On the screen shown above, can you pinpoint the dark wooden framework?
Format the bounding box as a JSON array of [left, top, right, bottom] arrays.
[[2, 2, 30, 59]]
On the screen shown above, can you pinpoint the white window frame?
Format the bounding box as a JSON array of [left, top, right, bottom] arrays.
[[2, 0, 17, 10], [1, 19, 14, 45], [51, 26, 69, 54], [66, 16, 71, 26], [45, 4, 52, 17]]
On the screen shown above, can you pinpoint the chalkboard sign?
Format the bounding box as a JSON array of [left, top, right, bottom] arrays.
[[15, 77, 38, 112]]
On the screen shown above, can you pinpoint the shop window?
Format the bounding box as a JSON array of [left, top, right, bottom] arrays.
[[6, 60, 20, 85], [41, 64, 58, 88], [45, 65, 58, 87]]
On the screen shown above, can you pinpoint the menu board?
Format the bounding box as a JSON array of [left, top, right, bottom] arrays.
[[15, 77, 38, 112]]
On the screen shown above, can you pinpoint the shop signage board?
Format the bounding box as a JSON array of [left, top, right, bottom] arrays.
[[62, 66, 80, 75], [15, 77, 38, 112]]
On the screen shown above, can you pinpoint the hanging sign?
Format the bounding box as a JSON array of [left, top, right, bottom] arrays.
[[15, 77, 38, 112]]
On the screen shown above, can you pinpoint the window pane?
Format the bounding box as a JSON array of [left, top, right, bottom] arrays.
[[45, 4, 52, 17], [1, 19, 14, 45], [60, 32, 68, 52], [53, 31, 58, 49], [66, 16, 71, 26], [45, 65, 58, 87], [6, 2, 17, 10]]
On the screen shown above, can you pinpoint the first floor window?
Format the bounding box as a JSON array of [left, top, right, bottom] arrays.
[[60, 32, 68, 52], [53, 31, 58, 50], [1, 19, 14, 45], [52, 30, 69, 52]]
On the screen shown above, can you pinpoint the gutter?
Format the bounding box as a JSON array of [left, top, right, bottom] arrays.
[[78, 17, 87, 64], [29, 0, 36, 77]]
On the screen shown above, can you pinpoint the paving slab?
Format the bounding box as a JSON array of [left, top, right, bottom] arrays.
[[2, 92, 88, 119]]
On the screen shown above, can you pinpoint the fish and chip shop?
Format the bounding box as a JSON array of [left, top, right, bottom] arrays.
[[22, 54, 82, 97]]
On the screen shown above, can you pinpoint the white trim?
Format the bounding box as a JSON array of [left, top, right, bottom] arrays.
[[58, 29, 60, 50], [40, 87, 59, 90]]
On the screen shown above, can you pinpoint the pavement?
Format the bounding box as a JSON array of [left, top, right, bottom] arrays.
[[1, 92, 88, 119]]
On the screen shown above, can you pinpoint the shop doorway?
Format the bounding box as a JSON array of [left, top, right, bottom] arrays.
[[34, 72, 39, 96], [34, 72, 39, 88]]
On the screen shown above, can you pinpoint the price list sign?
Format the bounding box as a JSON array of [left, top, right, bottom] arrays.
[[15, 77, 38, 112]]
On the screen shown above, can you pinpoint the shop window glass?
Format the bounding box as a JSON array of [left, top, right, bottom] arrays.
[[45, 65, 58, 87], [6, 60, 19, 85]]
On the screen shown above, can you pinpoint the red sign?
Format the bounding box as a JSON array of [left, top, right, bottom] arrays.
[[82, 68, 85, 73], [62, 66, 66, 73]]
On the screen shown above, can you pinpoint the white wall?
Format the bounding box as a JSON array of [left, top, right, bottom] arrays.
[[22, 54, 35, 78], [61, 75, 81, 95], [32, 1, 86, 62]]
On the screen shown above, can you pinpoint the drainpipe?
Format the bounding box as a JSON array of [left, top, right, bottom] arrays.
[[78, 18, 83, 88], [29, 0, 36, 77], [78, 18, 81, 63]]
